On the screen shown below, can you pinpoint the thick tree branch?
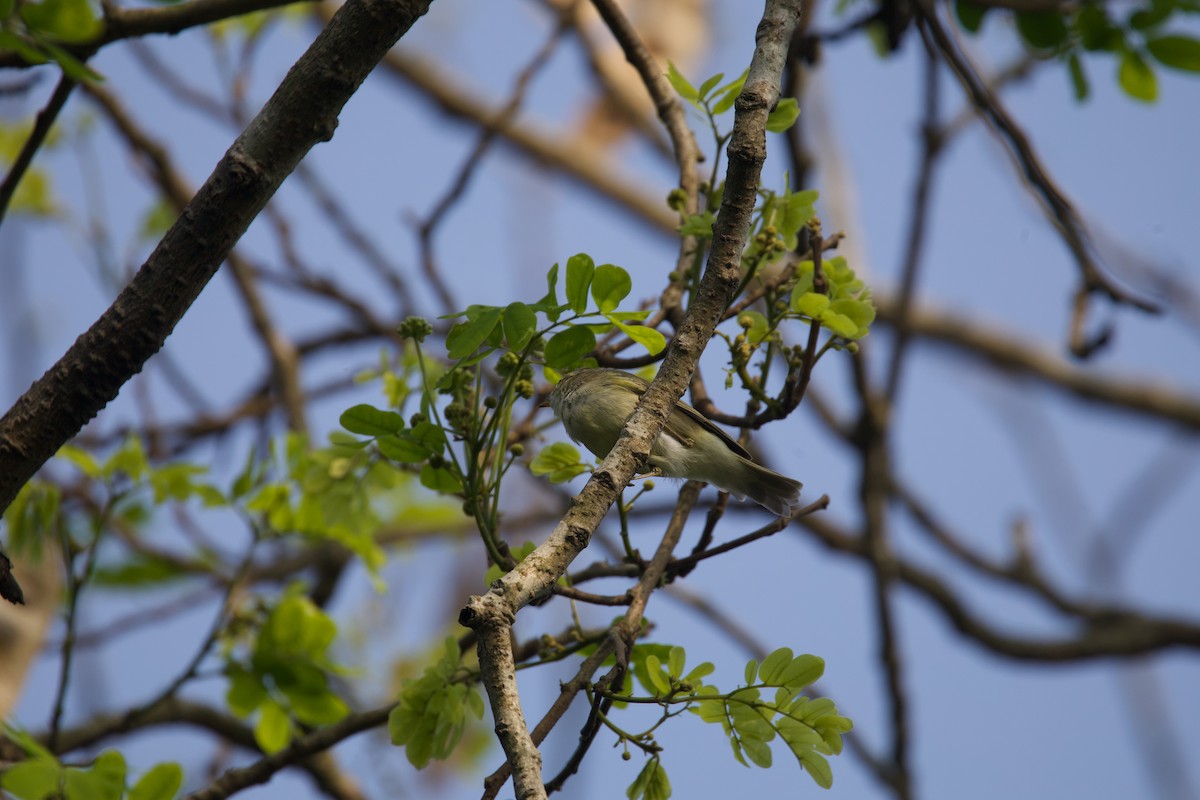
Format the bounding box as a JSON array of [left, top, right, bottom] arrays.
[[0, 0, 435, 519]]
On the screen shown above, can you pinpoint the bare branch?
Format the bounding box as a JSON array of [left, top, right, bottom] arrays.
[[0, 0, 436, 518]]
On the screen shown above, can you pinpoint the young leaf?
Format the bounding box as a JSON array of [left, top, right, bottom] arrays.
[[591, 264, 632, 313], [778, 654, 824, 688], [63, 750, 126, 800], [711, 69, 748, 114], [128, 763, 184, 800], [666, 61, 698, 101], [644, 654, 671, 695], [420, 464, 462, 494], [1068, 52, 1089, 101], [340, 404, 405, 436], [609, 317, 666, 356], [765, 97, 800, 133], [1118, 48, 1158, 102], [759, 647, 794, 683], [530, 442, 589, 484], [798, 749, 833, 789], [544, 326, 596, 370], [1146, 35, 1200, 72], [446, 307, 503, 359], [376, 433, 431, 464], [502, 302, 537, 351], [255, 699, 293, 754], [565, 253, 595, 314], [1, 761, 61, 800], [667, 646, 686, 679], [698, 71, 725, 99]]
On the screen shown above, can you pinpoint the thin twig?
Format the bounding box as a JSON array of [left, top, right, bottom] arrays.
[[0, 74, 76, 229]]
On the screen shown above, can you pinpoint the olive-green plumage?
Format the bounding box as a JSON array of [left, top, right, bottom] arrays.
[[547, 368, 802, 516]]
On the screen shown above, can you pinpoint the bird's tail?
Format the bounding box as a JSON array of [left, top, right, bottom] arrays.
[[726, 460, 802, 517]]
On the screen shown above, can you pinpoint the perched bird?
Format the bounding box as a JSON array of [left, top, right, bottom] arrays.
[[547, 368, 801, 516]]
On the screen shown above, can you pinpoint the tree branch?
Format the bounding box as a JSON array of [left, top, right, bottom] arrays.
[[458, 3, 804, 796], [0, 0, 435, 518]]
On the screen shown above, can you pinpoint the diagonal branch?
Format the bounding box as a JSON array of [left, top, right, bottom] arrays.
[[0, 0, 436, 521], [914, 0, 1157, 329], [457, 3, 804, 797]]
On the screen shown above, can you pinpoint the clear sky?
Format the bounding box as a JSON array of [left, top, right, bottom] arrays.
[[3, 1, 1199, 798]]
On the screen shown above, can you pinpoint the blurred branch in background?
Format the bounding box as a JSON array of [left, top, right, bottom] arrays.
[[0, 0, 1197, 798]]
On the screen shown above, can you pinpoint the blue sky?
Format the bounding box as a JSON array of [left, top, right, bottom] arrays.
[[3, 0, 1199, 798]]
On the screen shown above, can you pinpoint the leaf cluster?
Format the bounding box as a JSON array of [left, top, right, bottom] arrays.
[[955, 0, 1200, 102], [0, 0, 103, 80], [224, 585, 351, 754], [597, 644, 853, 795], [388, 637, 485, 769], [1, 727, 183, 800]]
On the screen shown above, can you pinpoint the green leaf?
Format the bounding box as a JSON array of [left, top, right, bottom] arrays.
[[1129, 0, 1173, 30], [340, 404, 405, 437], [609, 317, 667, 356], [255, 700, 293, 754], [1, 760, 60, 800], [446, 306, 502, 359], [287, 688, 350, 726], [954, 0, 987, 33], [565, 253, 595, 314], [502, 302, 537, 352], [535, 263, 562, 320], [792, 291, 829, 317], [63, 751, 125, 800], [778, 654, 824, 688], [667, 646, 686, 678], [666, 61, 698, 101], [376, 433, 429, 463], [544, 326, 596, 370], [104, 435, 147, 481], [677, 210, 715, 238], [91, 554, 190, 589], [530, 441, 589, 484], [591, 264, 632, 313], [627, 758, 671, 800], [0, 31, 50, 66], [1068, 52, 1089, 100], [683, 661, 715, 685], [1118, 48, 1159, 101], [698, 71, 725, 99], [645, 654, 671, 695], [20, 0, 102, 44], [1146, 35, 1200, 72], [744, 658, 758, 686], [1015, 10, 1068, 50], [38, 40, 103, 82], [1076, 5, 1121, 52], [128, 763, 184, 800], [742, 735, 773, 768], [759, 647, 794, 683], [765, 97, 800, 133], [819, 310, 859, 338], [226, 665, 266, 716], [798, 749, 833, 789], [711, 70, 748, 114], [420, 464, 462, 494], [57, 444, 101, 477]]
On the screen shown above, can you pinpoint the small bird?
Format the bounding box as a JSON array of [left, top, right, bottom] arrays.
[[547, 368, 802, 516]]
